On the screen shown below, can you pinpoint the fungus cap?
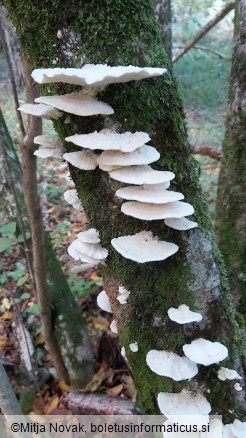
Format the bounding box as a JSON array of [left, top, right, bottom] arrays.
[[217, 367, 242, 381], [111, 231, 178, 263], [110, 319, 118, 333], [63, 150, 98, 170], [67, 240, 102, 265], [97, 290, 112, 313], [157, 389, 211, 417], [146, 350, 198, 381], [234, 382, 243, 392], [109, 165, 175, 185], [77, 228, 100, 244], [32, 64, 166, 87], [18, 103, 62, 119], [121, 201, 194, 220], [72, 240, 108, 260], [34, 134, 62, 148], [63, 189, 83, 211], [34, 148, 64, 159], [168, 304, 202, 324], [117, 286, 130, 304], [231, 420, 246, 437], [116, 186, 184, 204], [98, 145, 160, 167], [35, 93, 114, 116], [65, 130, 150, 153], [183, 338, 228, 365], [129, 342, 138, 352], [164, 217, 198, 230]]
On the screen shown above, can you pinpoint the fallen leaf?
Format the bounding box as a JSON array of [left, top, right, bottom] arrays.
[[90, 274, 100, 281], [34, 333, 45, 346], [58, 380, 71, 393], [0, 311, 14, 321], [33, 396, 45, 415], [83, 369, 112, 393], [106, 383, 123, 396], [44, 395, 59, 414], [0, 335, 7, 346], [2, 298, 11, 310]]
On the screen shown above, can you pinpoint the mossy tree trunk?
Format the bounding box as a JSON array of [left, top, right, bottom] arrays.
[[216, 0, 246, 316], [4, 0, 246, 419]]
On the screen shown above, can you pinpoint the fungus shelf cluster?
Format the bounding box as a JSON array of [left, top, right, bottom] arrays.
[[19, 64, 244, 431]]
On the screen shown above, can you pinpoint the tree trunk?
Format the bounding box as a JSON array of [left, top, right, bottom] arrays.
[[154, 0, 172, 60], [0, 362, 22, 415], [173, 0, 235, 63], [216, 0, 246, 314], [4, 0, 246, 419]]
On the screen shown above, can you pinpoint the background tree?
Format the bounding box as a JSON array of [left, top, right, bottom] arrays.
[[3, 0, 246, 419], [216, 0, 246, 314], [154, 0, 172, 60]]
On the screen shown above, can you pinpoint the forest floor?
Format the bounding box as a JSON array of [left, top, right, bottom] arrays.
[[0, 34, 230, 413]]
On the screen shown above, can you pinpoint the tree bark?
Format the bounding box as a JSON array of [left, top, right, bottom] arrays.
[[0, 362, 22, 415], [173, 0, 235, 63], [4, 0, 246, 419], [216, 0, 246, 314]]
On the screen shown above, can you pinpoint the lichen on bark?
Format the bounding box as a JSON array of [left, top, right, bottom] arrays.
[[4, 0, 246, 418]]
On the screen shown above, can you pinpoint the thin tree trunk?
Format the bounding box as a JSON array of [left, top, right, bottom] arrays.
[[154, 0, 172, 60], [0, 362, 22, 415], [0, 13, 25, 136], [4, 0, 246, 420], [173, 0, 235, 62], [216, 0, 246, 313]]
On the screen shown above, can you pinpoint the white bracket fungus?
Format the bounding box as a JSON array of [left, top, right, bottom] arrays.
[[116, 185, 184, 204], [97, 144, 160, 168], [67, 239, 107, 265], [234, 382, 243, 392], [35, 93, 114, 116], [164, 217, 198, 231], [157, 389, 211, 418], [217, 367, 242, 381], [121, 200, 194, 221], [116, 286, 130, 304], [63, 150, 98, 170], [146, 350, 198, 381], [32, 64, 166, 87], [77, 228, 100, 244], [183, 338, 228, 366], [110, 319, 118, 334], [224, 420, 246, 438], [121, 346, 127, 360], [167, 304, 202, 324], [111, 231, 178, 263], [109, 164, 175, 185], [97, 290, 112, 313], [64, 189, 84, 210], [129, 342, 138, 352], [65, 130, 150, 152], [34, 148, 64, 159], [34, 134, 65, 159], [18, 103, 62, 119]]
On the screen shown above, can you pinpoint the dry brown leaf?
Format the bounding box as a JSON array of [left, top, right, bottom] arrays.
[[0, 311, 14, 321], [106, 383, 124, 397], [44, 395, 59, 414], [58, 380, 71, 393]]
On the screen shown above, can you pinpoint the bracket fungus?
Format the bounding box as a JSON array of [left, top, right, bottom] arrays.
[[217, 367, 242, 381], [63, 189, 84, 211], [164, 217, 198, 231], [157, 389, 211, 420], [32, 64, 166, 87], [129, 342, 138, 352], [116, 286, 130, 304], [223, 420, 246, 438], [34, 134, 65, 159], [121, 200, 194, 221], [35, 92, 114, 116], [109, 165, 175, 185], [97, 144, 160, 168], [234, 382, 243, 392], [183, 338, 228, 366], [18, 103, 62, 119], [63, 150, 98, 170], [77, 228, 100, 244], [146, 350, 198, 381], [110, 319, 118, 334], [97, 290, 112, 313], [116, 185, 184, 204], [65, 130, 150, 152], [67, 238, 108, 265], [111, 231, 178, 263], [168, 304, 202, 324]]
